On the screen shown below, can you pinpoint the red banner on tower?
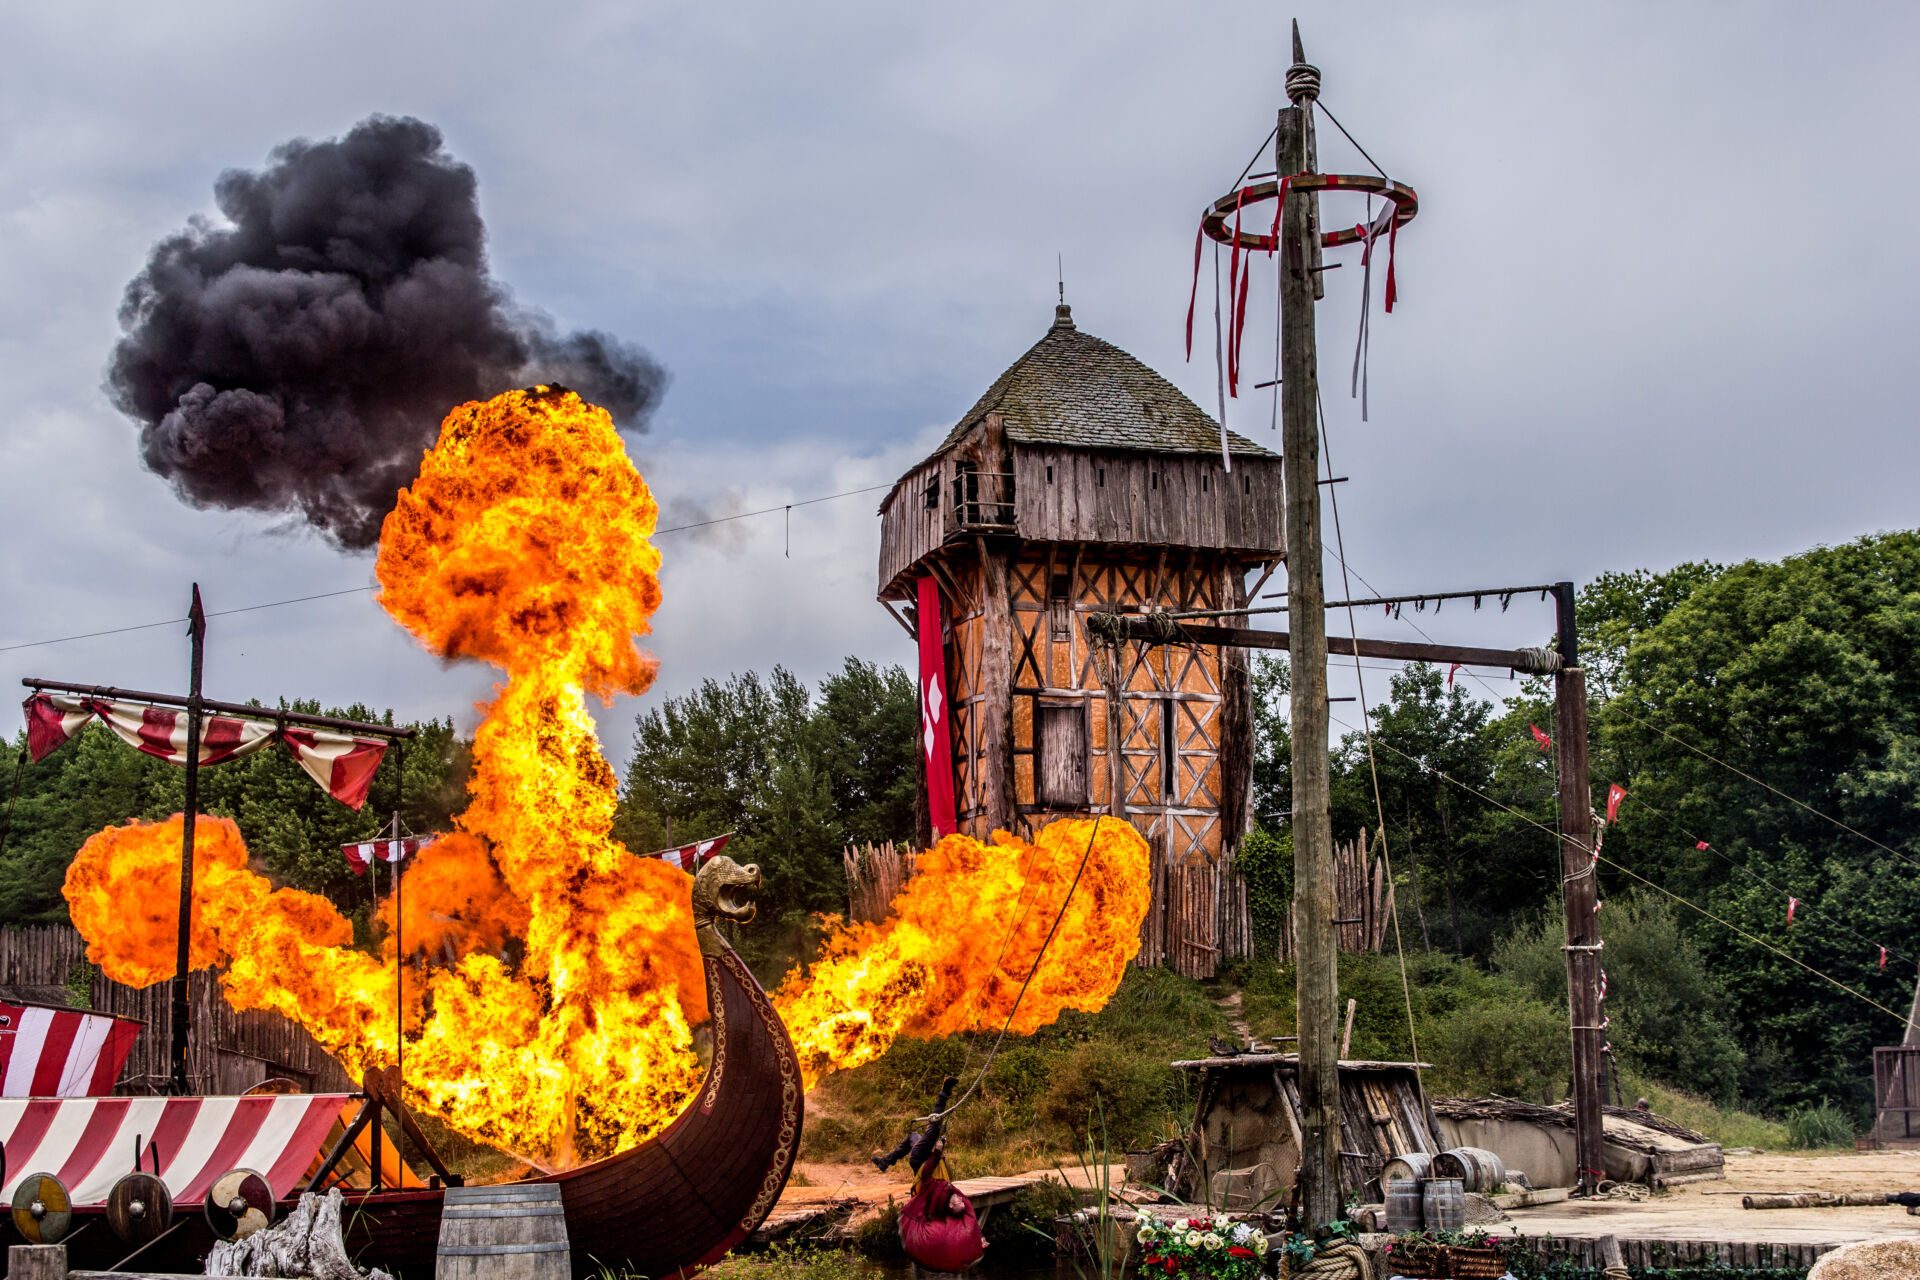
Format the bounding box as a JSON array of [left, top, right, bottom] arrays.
[[917, 576, 958, 840]]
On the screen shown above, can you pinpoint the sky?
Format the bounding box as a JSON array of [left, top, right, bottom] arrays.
[[2, 2, 1915, 773]]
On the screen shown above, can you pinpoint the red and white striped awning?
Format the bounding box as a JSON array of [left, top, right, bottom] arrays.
[[24, 694, 387, 810], [0, 1003, 142, 1098], [0, 1093, 352, 1206]]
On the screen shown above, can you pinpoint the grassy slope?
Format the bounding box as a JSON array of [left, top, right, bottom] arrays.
[[800, 954, 1824, 1172]]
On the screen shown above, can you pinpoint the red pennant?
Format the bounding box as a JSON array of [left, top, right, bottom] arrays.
[[1384, 215, 1399, 313], [1184, 221, 1205, 360], [1787, 896, 1799, 924], [1695, 839, 1711, 851], [1606, 783, 1626, 824], [1881, 946, 1889, 971], [1447, 662, 1462, 688], [1529, 723, 1553, 752]]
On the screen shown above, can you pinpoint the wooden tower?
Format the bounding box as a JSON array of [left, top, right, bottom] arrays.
[[877, 303, 1285, 874]]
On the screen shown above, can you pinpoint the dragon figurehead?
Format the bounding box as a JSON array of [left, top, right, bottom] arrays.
[[691, 855, 762, 955]]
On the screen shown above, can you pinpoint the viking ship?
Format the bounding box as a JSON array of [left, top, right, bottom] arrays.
[[2, 856, 803, 1278]]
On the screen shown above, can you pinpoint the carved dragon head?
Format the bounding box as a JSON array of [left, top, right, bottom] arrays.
[[692, 855, 762, 950]]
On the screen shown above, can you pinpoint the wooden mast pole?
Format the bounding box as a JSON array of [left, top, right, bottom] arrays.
[[1552, 581, 1607, 1196], [1279, 21, 1341, 1230], [170, 584, 206, 1095]]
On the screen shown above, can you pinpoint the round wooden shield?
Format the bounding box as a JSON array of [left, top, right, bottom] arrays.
[[107, 1170, 175, 1246], [11, 1172, 73, 1244], [242, 1077, 302, 1096], [203, 1167, 274, 1241]]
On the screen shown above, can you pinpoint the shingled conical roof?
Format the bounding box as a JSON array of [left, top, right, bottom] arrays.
[[934, 304, 1277, 459]]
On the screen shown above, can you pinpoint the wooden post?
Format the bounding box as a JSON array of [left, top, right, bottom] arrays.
[[1553, 581, 1606, 1198], [1279, 24, 1341, 1230], [9, 1244, 66, 1280], [978, 541, 1014, 833], [171, 584, 206, 1095], [1218, 562, 1254, 854]]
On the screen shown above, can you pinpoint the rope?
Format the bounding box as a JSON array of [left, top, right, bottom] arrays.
[[935, 811, 1108, 1122], [1330, 715, 1915, 1028], [1610, 704, 1920, 876], [1317, 389, 1422, 1069], [1617, 784, 1918, 970], [1314, 100, 1389, 180], [1294, 1239, 1372, 1280]]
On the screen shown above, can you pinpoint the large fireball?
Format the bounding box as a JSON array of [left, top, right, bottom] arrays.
[[63, 386, 1153, 1170]]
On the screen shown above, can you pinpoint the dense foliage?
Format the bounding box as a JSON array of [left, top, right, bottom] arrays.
[[7, 530, 1913, 1131], [613, 658, 921, 971], [0, 704, 465, 932], [1249, 531, 1920, 1119]]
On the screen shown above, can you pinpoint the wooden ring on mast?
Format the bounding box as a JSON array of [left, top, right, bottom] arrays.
[[1201, 173, 1418, 252]]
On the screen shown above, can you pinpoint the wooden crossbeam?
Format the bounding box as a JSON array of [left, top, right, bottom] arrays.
[[1089, 616, 1562, 675]]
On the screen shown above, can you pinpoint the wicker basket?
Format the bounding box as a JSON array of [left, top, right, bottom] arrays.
[[1386, 1243, 1507, 1279], [1443, 1246, 1508, 1279]]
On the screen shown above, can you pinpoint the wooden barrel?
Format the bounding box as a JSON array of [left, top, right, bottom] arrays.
[[1384, 1177, 1424, 1234], [1380, 1151, 1433, 1189], [1421, 1177, 1466, 1233], [436, 1184, 570, 1280], [1432, 1146, 1507, 1193]]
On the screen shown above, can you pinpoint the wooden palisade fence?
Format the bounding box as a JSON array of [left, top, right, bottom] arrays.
[[844, 827, 1393, 981], [0, 925, 352, 1095]]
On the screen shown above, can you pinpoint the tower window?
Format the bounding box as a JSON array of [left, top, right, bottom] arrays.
[[1244, 475, 1252, 494], [1098, 467, 1106, 487], [1151, 472, 1160, 490], [1202, 473, 1210, 493], [923, 476, 939, 509], [1161, 699, 1178, 799], [1049, 572, 1072, 641], [1046, 465, 1054, 483]]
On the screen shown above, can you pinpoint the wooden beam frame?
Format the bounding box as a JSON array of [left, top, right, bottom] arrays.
[[1090, 616, 1562, 675]]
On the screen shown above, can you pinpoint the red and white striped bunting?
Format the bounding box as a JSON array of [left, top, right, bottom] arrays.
[[0, 1093, 352, 1205], [24, 694, 387, 810], [646, 832, 732, 873], [0, 1003, 142, 1098], [342, 834, 434, 874]]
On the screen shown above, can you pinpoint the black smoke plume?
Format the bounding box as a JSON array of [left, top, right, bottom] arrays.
[[107, 115, 666, 550]]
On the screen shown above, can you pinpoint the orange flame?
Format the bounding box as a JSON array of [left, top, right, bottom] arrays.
[[63, 386, 1152, 1168], [774, 818, 1151, 1087]]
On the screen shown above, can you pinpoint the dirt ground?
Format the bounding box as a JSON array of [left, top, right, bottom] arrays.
[[774, 1149, 1920, 1247], [1503, 1149, 1920, 1246]]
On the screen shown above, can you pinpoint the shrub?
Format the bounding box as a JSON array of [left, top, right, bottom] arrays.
[[1424, 999, 1568, 1103], [983, 1176, 1077, 1262], [1786, 1102, 1853, 1149], [1036, 1040, 1187, 1149], [1493, 895, 1746, 1105]]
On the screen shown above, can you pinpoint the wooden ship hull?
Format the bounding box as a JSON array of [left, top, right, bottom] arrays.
[[42, 918, 803, 1278]]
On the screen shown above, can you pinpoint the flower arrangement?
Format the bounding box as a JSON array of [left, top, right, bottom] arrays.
[[1135, 1214, 1269, 1280]]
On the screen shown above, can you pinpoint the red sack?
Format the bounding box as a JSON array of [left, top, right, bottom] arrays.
[[899, 1177, 985, 1273]]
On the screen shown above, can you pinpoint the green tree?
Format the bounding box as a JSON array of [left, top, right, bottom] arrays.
[[1594, 532, 1920, 1111], [615, 661, 922, 972]]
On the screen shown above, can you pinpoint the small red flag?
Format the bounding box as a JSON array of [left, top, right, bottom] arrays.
[[1787, 896, 1799, 924], [1529, 723, 1552, 752], [1695, 840, 1711, 851], [1881, 946, 1889, 971], [1606, 783, 1626, 824], [1448, 662, 1462, 688]]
